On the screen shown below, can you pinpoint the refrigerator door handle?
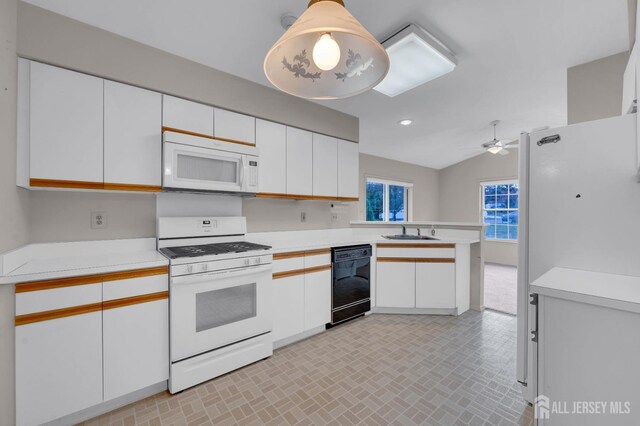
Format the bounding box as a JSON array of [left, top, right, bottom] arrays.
[[530, 294, 538, 343]]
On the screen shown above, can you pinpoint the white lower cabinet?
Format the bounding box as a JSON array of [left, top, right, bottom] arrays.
[[16, 312, 103, 426], [415, 262, 455, 309], [304, 269, 332, 330], [103, 299, 169, 400], [15, 267, 169, 426], [376, 261, 415, 308], [273, 275, 305, 341]]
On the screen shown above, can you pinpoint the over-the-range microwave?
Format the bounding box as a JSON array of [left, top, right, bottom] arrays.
[[163, 131, 259, 195]]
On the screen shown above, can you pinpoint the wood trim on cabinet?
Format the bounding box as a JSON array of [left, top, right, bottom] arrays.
[[255, 193, 359, 202], [30, 178, 104, 190], [103, 291, 169, 310], [16, 274, 103, 293], [273, 268, 307, 280], [103, 182, 162, 192], [414, 258, 456, 263], [15, 302, 102, 326], [304, 248, 332, 257], [162, 126, 255, 147], [377, 257, 417, 263], [377, 243, 456, 249], [16, 266, 169, 293], [304, 264, 332, 274], [377, 257, 455, 263], [273, 251, 306, 260], [101, 266, 169, 282]]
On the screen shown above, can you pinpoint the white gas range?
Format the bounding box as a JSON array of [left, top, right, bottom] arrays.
[[157, 217, 273, 393]]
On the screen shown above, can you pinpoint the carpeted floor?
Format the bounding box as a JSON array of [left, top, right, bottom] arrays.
[[484, 263, 518, 315]]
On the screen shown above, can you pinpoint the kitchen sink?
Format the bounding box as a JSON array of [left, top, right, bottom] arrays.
[[382, 235, 440, 241]]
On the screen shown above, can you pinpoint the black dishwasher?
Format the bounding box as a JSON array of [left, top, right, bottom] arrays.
[[331, 245, 372, 325]]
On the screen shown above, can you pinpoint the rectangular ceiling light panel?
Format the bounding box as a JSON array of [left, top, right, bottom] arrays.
[[374, 24, 457, 97]]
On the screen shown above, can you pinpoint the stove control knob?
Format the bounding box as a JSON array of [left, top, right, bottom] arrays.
[[254, 258, 261, 265], [187, 265, 194, 274], [244, 259, 250, 266], [200, 264, 208, 272]]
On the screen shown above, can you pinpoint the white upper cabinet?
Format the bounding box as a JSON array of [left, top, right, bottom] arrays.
[[162, 95, 214, 137], [337, 139, 360, 199], [214, 108, 256, 144], [30, 61, 104, 184], [256, 119, 287, 194], [286, 127, 313, 196], [312, 134, 338, 198], [104, 81, 162, 189]]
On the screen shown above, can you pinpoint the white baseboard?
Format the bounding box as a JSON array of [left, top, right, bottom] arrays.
[[43, 382, 167, 426], [273, 325, 326, 350], [373, 307, 457, 316]]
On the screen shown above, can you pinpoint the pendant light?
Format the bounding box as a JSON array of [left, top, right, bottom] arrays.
[[264, 0, 390, 100]]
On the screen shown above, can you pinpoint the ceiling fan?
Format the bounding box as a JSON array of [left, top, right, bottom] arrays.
[[481, 120, 518, 155]]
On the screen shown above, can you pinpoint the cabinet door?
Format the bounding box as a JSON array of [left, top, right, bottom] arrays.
[[272, 275, 305, 341], [104, 81, 162, 189], [103, 273, 169, 400], [256, 119, 287, 194], [286, 127, 313, 196], [30, 61, 104, 184], [103, 299, 169, 400], [214, 108, 256, 144], [16, 312, 103, 426], [312, 134, 338, 198], [376, 261, 415, 308], [337, 139, 359, 199], [304, 269, 332, 330], [415, 262, 456, 309], [162, 95, 214, 136]]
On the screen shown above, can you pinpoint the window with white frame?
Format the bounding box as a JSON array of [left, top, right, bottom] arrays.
[[482, 181, 518, 241], [365, 178, 412, 222]]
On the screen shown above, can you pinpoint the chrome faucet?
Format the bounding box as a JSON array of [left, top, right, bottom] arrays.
[[417, 228, 421, 237], [431, 224, 436, 236], [402, 225, 407, 235]]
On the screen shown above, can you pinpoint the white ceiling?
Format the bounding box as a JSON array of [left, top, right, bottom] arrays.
[[24, 0, 630, 169]]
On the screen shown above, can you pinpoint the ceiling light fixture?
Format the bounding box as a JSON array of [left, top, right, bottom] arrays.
[[374, 24, 457, 98], [264, 0, 390, 100], [398, 119, 414, 126]]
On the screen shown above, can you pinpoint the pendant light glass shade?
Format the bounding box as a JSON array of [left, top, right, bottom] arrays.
[[264, 0, 390, 100]]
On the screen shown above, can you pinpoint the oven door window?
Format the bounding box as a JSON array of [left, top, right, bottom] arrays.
[[177, 154, 238, 183], [195, 283, 257, 332]]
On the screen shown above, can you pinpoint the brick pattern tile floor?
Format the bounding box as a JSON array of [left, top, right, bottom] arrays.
[[81, 311, 533, 426]]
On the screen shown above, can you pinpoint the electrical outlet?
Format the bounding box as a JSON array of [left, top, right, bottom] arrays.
[[91, 212, 107, 229], [332, 213, 338, 221], [301, 212, 306, 223]]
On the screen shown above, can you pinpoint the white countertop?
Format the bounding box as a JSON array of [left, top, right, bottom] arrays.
[[248, 228, 481, 254], [0, 238, 168, 285], [531, 267, 640, 313], [350, 221, 485, 228]]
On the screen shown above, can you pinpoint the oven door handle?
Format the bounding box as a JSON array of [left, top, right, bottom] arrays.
[[171, 264, 272, 286]]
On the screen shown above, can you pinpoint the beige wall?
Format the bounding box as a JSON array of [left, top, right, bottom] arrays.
[[0, 0, 25, 423], [438, 151, 519, 266], [357, 154, 440, 222], [567, 51, 629, 125]]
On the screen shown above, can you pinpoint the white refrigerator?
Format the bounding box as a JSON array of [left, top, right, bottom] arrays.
[[517, 113, 640, 403]]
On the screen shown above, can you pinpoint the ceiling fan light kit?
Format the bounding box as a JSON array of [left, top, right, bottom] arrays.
[[264, 0, 390, 100]]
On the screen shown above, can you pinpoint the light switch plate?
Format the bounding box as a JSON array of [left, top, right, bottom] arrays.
[[91, 211, 107, 229]]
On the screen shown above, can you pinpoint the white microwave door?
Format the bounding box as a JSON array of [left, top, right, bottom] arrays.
[[170, 265, 273, 362], [164, 142, 244, 192]]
